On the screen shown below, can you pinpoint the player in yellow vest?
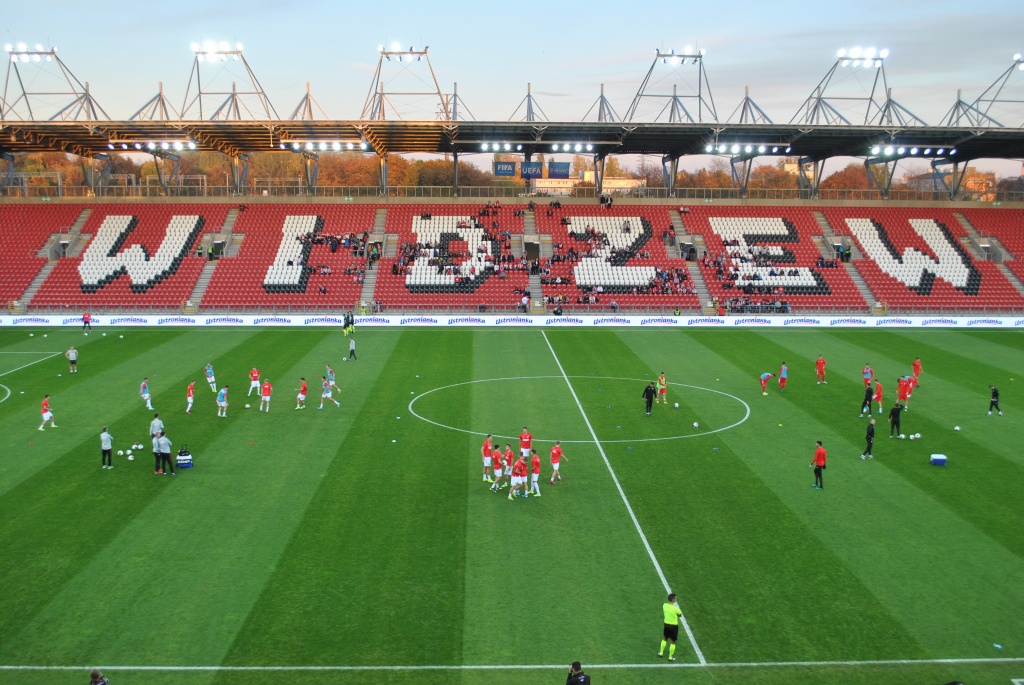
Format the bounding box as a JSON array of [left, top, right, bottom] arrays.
[[656, 372, 668, 405]]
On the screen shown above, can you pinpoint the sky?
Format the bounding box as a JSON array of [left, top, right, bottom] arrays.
[[4, 0, 1024, 177]]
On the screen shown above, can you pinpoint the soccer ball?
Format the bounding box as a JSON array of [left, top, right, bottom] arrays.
[[103, 333, 107, 336], [119, 335, 124, 339], [693, 421, 699, 428], [954, 426, 961, 431], [128, 455, 134, 461], [29, 333, 34, 337], [899, 434, 905, 439], [245, 403, 251, 409], [674, 402, 679, 408], [126, 449, 132, 456], [43, 334, 47, 338], [909, 435, 916, 440], [117, 450, 124, 456], [915, 433, 921, 439], [342, 358, 348, 362]]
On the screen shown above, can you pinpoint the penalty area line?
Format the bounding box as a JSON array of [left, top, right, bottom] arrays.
[[540, 330, 706, 666], [2, 657, 1022, 672], [0, 352, 63, 379]]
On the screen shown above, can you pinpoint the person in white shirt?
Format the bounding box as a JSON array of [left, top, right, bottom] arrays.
[[65, 346, 79, 374], [100, 427, 114, 469], [152, 434, 163, 474], [149, 413, 164, 438], [157, 431, 175, 476]]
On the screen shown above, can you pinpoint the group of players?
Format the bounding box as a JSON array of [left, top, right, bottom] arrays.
[[480, 427, 565, 501]]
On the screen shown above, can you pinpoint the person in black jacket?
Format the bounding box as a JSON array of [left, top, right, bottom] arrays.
[[566, 661, 590, 684], [642, 382, 657, 416], [861, 418, 875, 459], [859, 384, 874, 417], [888, 403, 904, 437], [988, 385, 1002, 416]]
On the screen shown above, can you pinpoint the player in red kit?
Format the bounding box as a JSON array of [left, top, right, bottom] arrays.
[[529, 449, 542, 497], [815, 355, 827, 384], [481, 434, 494, 483], [82, 311, 91, 332], [519, 426, 533, 458], [259, 379, 273, 412], [38, 395, 57, 430], [502, 444, 514, 489], [186, 380, 196, 414], [862, 364, 874, 388], [489, 447, 504, 492], [549, 441, 565, 484], [872, 380, 883, 415], [912, 357, 922, 384], [508, 456, 528, 500], [248, 367, 261, 396], [295, 377, 308, 410], [896, 377, 910, 409]]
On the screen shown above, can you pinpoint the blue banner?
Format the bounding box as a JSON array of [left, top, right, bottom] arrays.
[[548, 162, 570, 179], [493, 162, 516, 177], [521, 162, 543, 179]]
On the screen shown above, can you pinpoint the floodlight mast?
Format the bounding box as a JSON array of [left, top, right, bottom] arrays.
[[964, 54, 1024, 127], [288, 82, 330, 121], [790, 48, 926, 126], [180, 44, 279, 120], [1, 45, 110, 121], [360, 47, 453, 121], [625, 48, 717, 123], [130, 82, 180, 121]]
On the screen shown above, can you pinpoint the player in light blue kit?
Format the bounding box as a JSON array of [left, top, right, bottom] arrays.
[[216, 385, 229, 418], [205, 362, 217, 392]]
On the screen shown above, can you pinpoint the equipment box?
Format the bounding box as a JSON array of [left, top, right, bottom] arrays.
[[177, 444, 193, 469], [930, 454, 947, 466]]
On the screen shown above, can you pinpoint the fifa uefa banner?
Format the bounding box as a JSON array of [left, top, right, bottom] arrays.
[[547, 162, 571, 179], [520, 162, 543, 179], [492, 162, 516, 177]]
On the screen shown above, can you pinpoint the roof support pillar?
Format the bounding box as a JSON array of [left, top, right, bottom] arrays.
[[593, 154, 606, 195], [80, 153, 111, 197], [452, 151, 459, 195], [230, 154, 249, 195], [931, 158, 965, 201], [301, 151, 319, 196], [378, 154, 388, 196], [798, 157, 824, 200], [662, 155, 679, 197]]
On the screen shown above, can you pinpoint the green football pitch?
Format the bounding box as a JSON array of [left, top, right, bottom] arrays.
[[0, 325, 1022, 685]]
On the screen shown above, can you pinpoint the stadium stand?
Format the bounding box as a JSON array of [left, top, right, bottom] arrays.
[[0, 204, 83, 304], [373, 204, 529, 310], [30, 204, 228, 310], [201, 204, 378, 310], [679, 206, 866, 311], [533, 205, 700, 311], [958, 208, 1024, 283], [824, 207, 1024, 311]]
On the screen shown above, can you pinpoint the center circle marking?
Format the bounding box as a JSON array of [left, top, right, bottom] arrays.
[[407, 375, 750, 443]]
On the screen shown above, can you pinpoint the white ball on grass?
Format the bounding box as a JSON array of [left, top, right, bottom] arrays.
[[102, 333, 107, 336], [119, 335, 124, 339], [126, 450, 132, 455], [43, 334, 47, 338], [899, 434, 905, 439], [693, 422, 699, 428], [954, 426, 960, 431], [128, 455, 134, 461], [674, 402, 679, 408], [117, 450, 124, 456], [909, 435, 916, 440], [915, 433, 921, 439], [245, 403, 251, 409], [29, 333, 34, 337]]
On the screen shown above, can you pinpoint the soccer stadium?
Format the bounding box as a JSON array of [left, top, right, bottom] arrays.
[[2, 7, 1024, 685]]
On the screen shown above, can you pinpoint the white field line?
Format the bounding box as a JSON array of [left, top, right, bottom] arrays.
[[0, 352, 62, 378], [540, 330, 706, 666], [1, 657, 1022, 672]]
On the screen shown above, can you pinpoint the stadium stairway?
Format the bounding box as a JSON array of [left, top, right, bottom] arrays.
[[18, 262, 57, 304], [221, 207, 240, 234], [528, 272, 542, 298], [685, 261, 710, 305], [188, 261, 218, 303], [670, 209, 687, 237], [359, 266, 377, 304], [813, 210, 836, 237], [996, 263, 1024, 296], [383, 234, 398, 257], [845, 261, 878, 306], [523, 210, 538, 257], [954, 211, 1012, 260]]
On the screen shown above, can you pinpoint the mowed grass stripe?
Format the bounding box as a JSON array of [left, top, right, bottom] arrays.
[[677, 329, 1024, 658], [548, 329, 925, 663], [0, 329, 349, 666], [459, 331, 676, 665], [215, 330, 474, 671]]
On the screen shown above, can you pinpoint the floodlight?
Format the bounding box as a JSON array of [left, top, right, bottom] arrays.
[[359, 142, 367, 150], [585, 144, 592, 151], [391, 41, 401, 52], [744, 145, 753, 153], [552, 144, 559, 151], [950, 148, 957, 155], [1015, 53, 1023, 60], [481, 143, 489, 151], [849, 47, 862, 58], [923, 148, 931, 155], [134, 142, 143, 150], [873, 60, 882, 68], [909, 147, 918, 155], [574, 143, 582, 152], [45, 55, 51, 62], [699, 48, 706, 55], [717, 145, 726, 153], [562, 144, 570, 151], [173, 141, 183, 151], [937, 148, 945, 155], [346, 142, 354, 150], [864, 60, 873, 69], [879, 49, 889, 58], [3, 44, 11, 52], [107, 143, 115, 150], [884, 146, 894, 155], [190, 42, 200, 52], [318, 142, 327, 151], [771, 146, 779, 153], [837, 49, 846, 58], [279, 143, 286, 150], [785, 147, 791, 153], [758, 145, 766, 153], [705, 144, 714, 153], [8, 55, 14, 63], [161, 142, 170, 150], [305, 142, 313, 151], [187, 141, 196, 150], [840, 60, 850, 67], [504, 143, 511, 151], [871, 146, 881, 155], [864, 48, 876, 59], [232, 54, 239, 61], [684, 45, 692, 54], [1019, 63, 1024, 71], [378, 45, 385, 52], [197, 54, 205, 62], [147, 142, 155, 150], [291, 142, 301, 150], [332, 142, 341, 151], [517, 144, 523, 151], [236, 43, 243, 51], [219, 41, 230, 51], [897, 146, 905, 154], [16, 42, 26, 52], [669, 56, 680, 66], [731, 144, 740, 154]]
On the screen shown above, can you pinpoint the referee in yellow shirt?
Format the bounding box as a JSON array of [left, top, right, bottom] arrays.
[[658, 592, 683, 661]]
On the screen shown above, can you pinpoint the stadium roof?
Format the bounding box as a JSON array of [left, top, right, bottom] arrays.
[[3, 119, 1023, 164]]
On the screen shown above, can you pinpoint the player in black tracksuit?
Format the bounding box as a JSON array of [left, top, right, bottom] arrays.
[[642, 382, 657, 416], [988, 386, 1002, 416], [888, 403, 904, 437], [862, 418, 875, 459], [859, 385, 873, 417]]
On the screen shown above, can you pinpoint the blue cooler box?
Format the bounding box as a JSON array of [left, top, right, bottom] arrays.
[[177, 446, 193, 469], [930, 454, 947, 466]]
